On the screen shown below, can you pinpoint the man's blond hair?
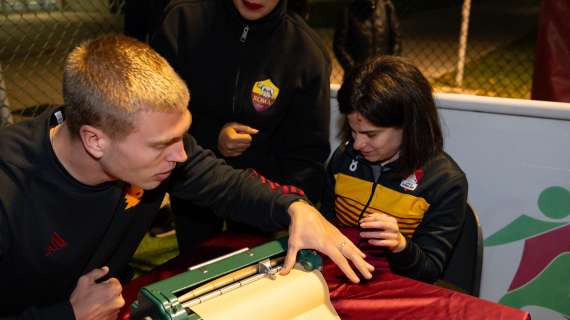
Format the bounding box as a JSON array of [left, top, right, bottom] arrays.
[[63, 34, 190, 139]]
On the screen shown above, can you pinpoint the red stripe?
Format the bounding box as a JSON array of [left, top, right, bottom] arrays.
[[249, 170, 306, 196], [337, 197, 364, 212], [53, 232, 67, 247]]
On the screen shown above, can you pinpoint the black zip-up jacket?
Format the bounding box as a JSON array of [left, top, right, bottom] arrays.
[[0, 108, 302, 319], [151, 0, 331, 202], [333, 0, 401, 72], [321, 141, 468, 283]]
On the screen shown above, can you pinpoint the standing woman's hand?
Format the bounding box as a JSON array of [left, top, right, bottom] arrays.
[[217, 122, 259, 157], [360, 213, 407, 253]]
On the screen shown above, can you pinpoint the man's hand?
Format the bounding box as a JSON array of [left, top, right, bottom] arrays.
[[69, 266, 125, 320], [360, 213, 407, 253], [280, 201, 374, 283], [217, 122, 259, 157]]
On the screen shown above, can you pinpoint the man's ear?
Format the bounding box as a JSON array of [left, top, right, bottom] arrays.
[[79, 125, 109, 159]]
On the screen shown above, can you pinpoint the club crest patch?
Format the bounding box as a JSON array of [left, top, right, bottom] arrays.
[[125, 185, 144, 210], [400, 169, 424, 191], [251, 79, 279, 112]]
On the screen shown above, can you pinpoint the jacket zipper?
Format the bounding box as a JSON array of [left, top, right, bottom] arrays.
[[232, 25, 249, 114], [233, 25, 249, 114], [357, 162, 382, 222], [232, 69, 241, 114], [240, 25, 249, 43], [355, 162, 382, 246]]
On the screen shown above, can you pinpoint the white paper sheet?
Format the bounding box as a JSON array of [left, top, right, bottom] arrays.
[[189, 267, 340, 320]]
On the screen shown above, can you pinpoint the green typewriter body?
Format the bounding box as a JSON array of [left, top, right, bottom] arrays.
[[131, 237, 322, 320]]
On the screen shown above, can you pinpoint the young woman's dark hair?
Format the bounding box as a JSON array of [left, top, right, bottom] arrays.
[[337, 55, 443, 177]]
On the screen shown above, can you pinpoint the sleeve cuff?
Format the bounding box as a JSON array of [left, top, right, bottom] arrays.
[[24, 300, 75, 320], [273, 195, 307, 228], [387, 236, 416, 269]]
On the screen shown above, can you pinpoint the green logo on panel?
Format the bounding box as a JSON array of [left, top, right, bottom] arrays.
[[485, 186, 570, 317]]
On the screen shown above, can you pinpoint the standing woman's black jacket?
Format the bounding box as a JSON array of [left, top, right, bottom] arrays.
[[151, 0, 331, 202]]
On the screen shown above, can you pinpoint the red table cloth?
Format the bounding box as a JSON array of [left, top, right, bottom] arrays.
[[120, 229, 530, 320]]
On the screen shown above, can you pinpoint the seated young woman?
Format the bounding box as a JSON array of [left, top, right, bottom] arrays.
[[321, 56, 468, 283]]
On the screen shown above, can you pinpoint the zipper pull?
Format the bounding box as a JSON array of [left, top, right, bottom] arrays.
[[240, 25, 249, 43]]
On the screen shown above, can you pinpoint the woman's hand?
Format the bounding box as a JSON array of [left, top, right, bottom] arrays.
[[217, 122, 259, 157], [360, 213, 407, 253]]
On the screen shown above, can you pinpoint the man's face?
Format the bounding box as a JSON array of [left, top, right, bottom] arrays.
[[347, 112, 403, 163], [232, 0, 280, 21], [100, 109, 191, 190]]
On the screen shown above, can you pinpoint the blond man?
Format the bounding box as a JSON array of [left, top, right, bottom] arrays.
[[0, 34, 373, 319]]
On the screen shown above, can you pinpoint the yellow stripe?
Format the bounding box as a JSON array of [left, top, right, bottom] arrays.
[[401, 230, 415, 237], [334, 173, 430, 233]]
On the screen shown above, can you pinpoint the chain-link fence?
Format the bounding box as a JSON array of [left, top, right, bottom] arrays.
[[0, 0, 124, 123], [310, 0, 539, 99], [0, 0, 539, 123], [1, 63, 13, 126]]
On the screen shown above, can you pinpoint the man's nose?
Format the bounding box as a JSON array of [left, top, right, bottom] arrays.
[[169, 141, 188, 163]]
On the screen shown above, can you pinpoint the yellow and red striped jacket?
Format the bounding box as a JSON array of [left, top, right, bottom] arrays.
[[321, 141, 468, 283]]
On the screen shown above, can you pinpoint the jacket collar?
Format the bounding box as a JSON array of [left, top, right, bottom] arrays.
[[224, 0, 287, 37], [342, 140, 399, 172]]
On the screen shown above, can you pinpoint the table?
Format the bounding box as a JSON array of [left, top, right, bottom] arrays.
[[120, 230, 531, 320]]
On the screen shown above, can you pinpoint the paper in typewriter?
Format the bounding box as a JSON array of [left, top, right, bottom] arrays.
[[189, 267, 340, 320]]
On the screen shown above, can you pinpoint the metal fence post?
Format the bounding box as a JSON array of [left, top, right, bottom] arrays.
[[456, 0, 472, 87]]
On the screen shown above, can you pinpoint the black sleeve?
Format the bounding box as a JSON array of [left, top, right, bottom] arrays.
[[1, 302, 75, 320], [386, 1, 402, 55], [320, 147, 343, 221], [150, 0, 211, 68], [387, 174, 468, 283], [169, 136, 303, 231], [333, 8, 354, 72], [272, 58, 332, 204]]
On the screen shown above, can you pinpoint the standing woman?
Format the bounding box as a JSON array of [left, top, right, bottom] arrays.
[[151, 0, 331, 251], [321, 56, 468, 283]]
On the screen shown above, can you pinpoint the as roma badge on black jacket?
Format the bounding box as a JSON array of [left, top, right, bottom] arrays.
[[251, 79, 279, 112]]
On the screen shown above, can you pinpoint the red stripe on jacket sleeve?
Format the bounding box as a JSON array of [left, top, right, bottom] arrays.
[[249, 169, 305, 196]]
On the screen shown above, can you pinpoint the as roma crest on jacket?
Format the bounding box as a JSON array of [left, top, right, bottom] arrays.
[[400, 169, 424, 192], [251, 79, 279, 112]]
